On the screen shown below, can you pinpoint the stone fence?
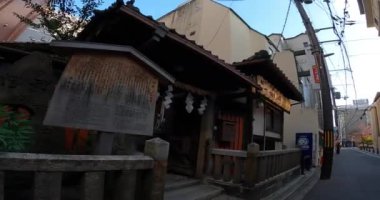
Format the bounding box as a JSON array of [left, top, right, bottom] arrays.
[[0, 137, 169, 200]]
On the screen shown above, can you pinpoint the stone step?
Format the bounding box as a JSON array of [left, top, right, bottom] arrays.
[[211, 194, 244, 200], [165, 179, 200, 191], [164, 184, 223, 200], [165, 174, 200, 191]]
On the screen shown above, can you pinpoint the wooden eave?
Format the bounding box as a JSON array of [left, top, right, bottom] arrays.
[[50, 41, 175, 84], [118, 6, 259, 88], [77, 5, 260, 93], [357, 0, 365, 14], [374, 92, 380, 103], [234, 59, 303, 102]]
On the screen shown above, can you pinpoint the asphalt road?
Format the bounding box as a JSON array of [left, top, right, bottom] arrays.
[[304, 148, 380, 200]]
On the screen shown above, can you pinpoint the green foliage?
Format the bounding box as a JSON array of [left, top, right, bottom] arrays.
[[0, 105, 34, 152], [14, 0, 103, 40]]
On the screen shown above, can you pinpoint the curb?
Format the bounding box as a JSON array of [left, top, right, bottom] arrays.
[[262, 168, 320, 200], [350, 148, 380, 159], [285, 168, 320, 200]]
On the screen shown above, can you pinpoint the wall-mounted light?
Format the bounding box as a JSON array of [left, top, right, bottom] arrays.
[[323, 53, 335, 57]]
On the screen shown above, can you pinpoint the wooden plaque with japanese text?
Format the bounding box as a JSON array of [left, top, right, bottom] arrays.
[[44, 53, 158, 136]]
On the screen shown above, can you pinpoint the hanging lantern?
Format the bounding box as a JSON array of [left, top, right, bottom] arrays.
[[163, 85, 173, 109], [185, 93, 194, 113], [198, 97, 208, 115]]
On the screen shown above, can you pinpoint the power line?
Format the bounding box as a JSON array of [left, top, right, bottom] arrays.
[[341, 42, 358, 102], [326, 55, 338, 70], [327, 56, 348, 98], [340, 106, 368, 135], [324, 0, 358, 108], [325, 1, 340, 39], [330, 0, 339, 17], [342, 108, 361, 130], [345, 38, 380, 42], [349, 52, 380, 57], [322, 0, 361, 145], [314, 0, 331, 19], [276, 0, 292, 49], [321, 45, 350, 105], [338, 44, 349, 107], [341, 0, 349, 37]]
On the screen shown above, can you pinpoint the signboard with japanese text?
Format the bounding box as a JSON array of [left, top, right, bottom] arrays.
[[257, 76, 291, 112], [44, 53, 158, 136], [312, 65, 320, 83], [294, 52, 319, 89], [296, 133, 313, 168]]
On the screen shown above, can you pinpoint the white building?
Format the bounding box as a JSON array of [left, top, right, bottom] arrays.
[[269, 33, 322, 165]]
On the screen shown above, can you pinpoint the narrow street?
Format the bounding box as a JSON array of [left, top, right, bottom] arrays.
[[305, 148, 380, 200]]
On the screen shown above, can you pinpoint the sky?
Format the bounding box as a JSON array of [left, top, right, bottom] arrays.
[[99, 0, 380, 106]]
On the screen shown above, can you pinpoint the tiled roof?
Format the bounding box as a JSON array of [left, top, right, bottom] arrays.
[[117, 5, 260, 88]]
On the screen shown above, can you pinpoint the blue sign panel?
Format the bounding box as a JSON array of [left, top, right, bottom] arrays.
[[296, 133, 313, 169]]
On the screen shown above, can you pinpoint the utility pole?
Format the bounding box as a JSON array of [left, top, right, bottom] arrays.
[[294, 0, 335, 179]]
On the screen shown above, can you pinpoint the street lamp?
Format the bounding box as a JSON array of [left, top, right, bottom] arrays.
[[315, 27, 334, 32], [303, 0, 314, 4], [319, 39, 340, 44], [324, 53, 335, 57]]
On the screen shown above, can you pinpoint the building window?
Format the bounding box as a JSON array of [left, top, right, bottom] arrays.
[[303, 42, 309, 48], [265, 106, 283, 133]]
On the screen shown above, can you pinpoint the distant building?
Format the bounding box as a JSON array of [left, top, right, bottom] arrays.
[[369, 93, 380, 153], [338, 99, 369, 146], [353, 99, 369, 107], [357, 0, 380, 36], [0, 0, 52, 42]]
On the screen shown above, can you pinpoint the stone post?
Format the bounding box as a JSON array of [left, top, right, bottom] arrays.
[[93, 132, 114, 155], [245, 143, 260, 186], [81, 172, 105, 200], [113, 170, 137, 200], [143, 138, 169, 200], [34, 172, 62, 200], [0, 171, 3, 200]]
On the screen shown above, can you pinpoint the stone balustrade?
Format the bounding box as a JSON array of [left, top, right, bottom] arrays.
[[0, 137, 169, 200]]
